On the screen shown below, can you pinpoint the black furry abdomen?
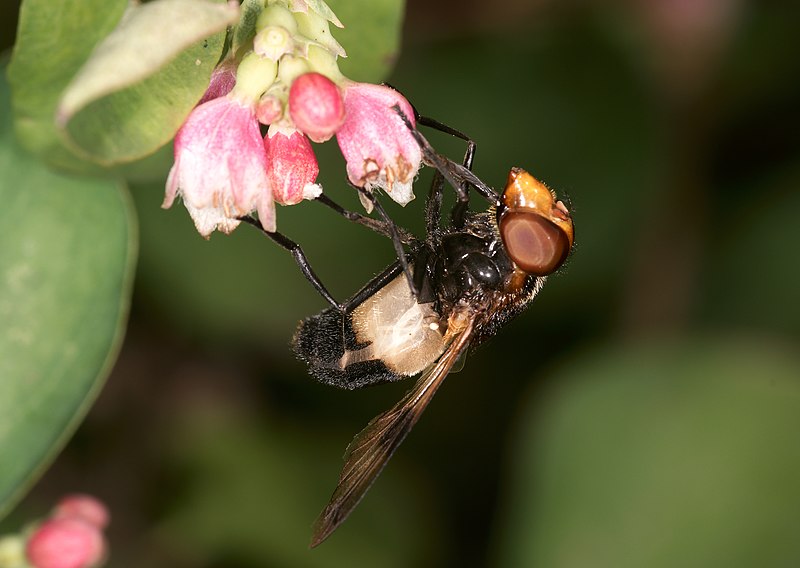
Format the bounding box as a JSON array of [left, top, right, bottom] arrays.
[[292, 307, 403, 390]]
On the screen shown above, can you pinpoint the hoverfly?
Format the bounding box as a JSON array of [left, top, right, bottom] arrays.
[[244, 108, 574, 547]]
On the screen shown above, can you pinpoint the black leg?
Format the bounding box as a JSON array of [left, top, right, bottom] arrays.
[[244, 215, 411, 316], [425, 136, 498, 205], [416, 114, 478, 228], [341, 261, 404, 312], [241, 216, 343, 311], [347, 182, 419, 298], [244, 187, 420, 312], [415, 114, 476, 172], [393, 105, 499, 206], [424, 169, 445, 236], [382, 82, 478, 192], [314, 192, 417, 245], [383, 81, 477, 171]]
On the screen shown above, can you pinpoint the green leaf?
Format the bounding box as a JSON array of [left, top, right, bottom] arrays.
[[7, 0, 128, 172], [58, 0, 238, 165], [299, 0, 344, 27], [326, 0, 405, 83], [0, 71, 137, 518], [496, 337, 800, 568], [231, 0, 264, 55]]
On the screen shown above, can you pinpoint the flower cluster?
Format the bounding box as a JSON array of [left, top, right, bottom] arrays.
[[164, 0, 421, 237], [0, 494, 109, 568]]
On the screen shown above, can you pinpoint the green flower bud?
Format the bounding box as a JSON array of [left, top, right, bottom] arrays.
[[254, 25, 295, 61], [278, 54, 311, 86], [232, 52, 279, 102], [257, 3, 298, 34]]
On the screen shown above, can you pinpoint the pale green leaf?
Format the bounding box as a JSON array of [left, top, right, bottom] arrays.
[[0, 71, 137, 518], [60, 32, 226, 165], [57, 0, 237, 165], [58, 0, 239, 124], [232, 0, 265, 55], [7, 0, 128, 172], [291, 0, 343, 27], [326, 0, 405, 83]]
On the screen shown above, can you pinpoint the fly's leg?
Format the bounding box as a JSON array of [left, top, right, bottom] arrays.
[[242, 216, 344, 310], [381, 81, 476, 171], [347, 181, 418, 298], [415, 115, 477, 171], [415, 114, 476, 229], [242, 217, 409, 316], [424, 170, 445, 237], [393, 105, 499, 207], [381, 83, 490, 212], [314, 193, 417, 245], [342, 261, 404, 311]]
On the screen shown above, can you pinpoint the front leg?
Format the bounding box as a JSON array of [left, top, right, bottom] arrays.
[[242, 216, 344, 311], [393, 106, 499, 207], [314, 192, 417, 245]]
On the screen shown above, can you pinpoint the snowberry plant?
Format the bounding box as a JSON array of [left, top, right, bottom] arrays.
[[2, 0, 406, 563], [163, 1, 421, 236]]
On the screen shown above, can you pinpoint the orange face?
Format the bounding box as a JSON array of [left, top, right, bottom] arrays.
[[497, 168, 574, 276]]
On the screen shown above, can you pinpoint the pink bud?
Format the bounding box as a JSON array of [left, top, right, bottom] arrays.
[[335, 82, 421, 207], [264, 127, 321, 206], [52, 495, 109, 530], [256, 93, 284, 125], [288, 73, 345, 143], [26, 519, 104, 568]]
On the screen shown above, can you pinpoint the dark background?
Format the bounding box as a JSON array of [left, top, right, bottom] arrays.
[[3, 0, 800, 566]]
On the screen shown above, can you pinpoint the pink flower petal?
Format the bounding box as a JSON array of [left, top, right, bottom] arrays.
[[335, 83, 421, 206], [164, 95, 271, 236]]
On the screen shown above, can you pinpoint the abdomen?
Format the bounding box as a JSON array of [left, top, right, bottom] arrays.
[[292, 272, 446, 390]]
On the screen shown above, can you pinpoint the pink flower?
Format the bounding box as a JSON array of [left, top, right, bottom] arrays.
[[163, 95, 276, 235], [336, 82, 421, 208], [26, 518, 104, 568], [288, 72, 345, 143], [264, 126, 321, 205], [52, 495, 109, 530]]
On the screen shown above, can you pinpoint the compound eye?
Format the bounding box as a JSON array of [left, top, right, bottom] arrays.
[[499, 211, 571, 276]]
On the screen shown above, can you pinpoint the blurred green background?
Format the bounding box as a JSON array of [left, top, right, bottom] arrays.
[[3, 0, 800, 566]]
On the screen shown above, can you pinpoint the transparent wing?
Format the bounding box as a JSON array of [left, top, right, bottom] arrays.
[[310, 317, 476, 547]]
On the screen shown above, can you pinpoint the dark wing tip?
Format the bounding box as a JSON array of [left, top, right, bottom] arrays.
[[309, 509, 339, 548]]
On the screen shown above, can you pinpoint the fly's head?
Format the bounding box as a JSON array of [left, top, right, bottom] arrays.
[[496, 168, 575, 277]]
